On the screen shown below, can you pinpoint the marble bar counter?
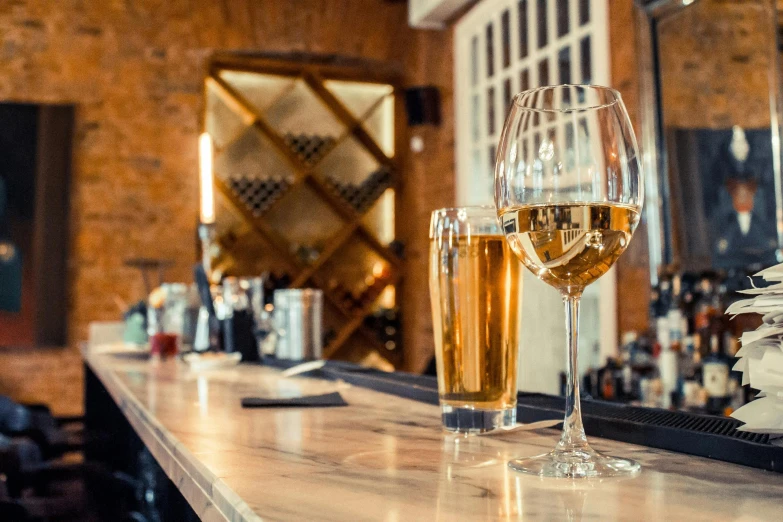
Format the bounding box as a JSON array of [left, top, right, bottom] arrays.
[[83, 348, 783, 522]]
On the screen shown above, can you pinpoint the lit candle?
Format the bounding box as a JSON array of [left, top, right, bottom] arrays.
[[199, 132, 215, 224]]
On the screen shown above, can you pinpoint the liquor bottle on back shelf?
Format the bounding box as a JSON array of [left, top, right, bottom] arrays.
[[657, 315, 678, 409], [582, 366, 600, 400], [725, 334, 746, 412], [703, 333, 730, 415], [649, 285, 661, 326], [667, 274, 685, 353], [621, 351, 635, 402], [680, 274, 697, 335], [601, 358, 616, 401], [619, 332, 638, 402], [712, 282, 729, 338], [679, 335, 704, 409], [656, 274, 672, 318], [693, 275, 718, 355]]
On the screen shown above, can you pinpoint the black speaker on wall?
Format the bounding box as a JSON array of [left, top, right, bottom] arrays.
[[404, 86, 441, 126]]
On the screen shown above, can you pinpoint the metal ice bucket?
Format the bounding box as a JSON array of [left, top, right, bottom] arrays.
[[272, 289, 323, 361]]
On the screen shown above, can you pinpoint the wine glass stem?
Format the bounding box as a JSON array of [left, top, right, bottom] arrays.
[[557, 293, 589, 455]]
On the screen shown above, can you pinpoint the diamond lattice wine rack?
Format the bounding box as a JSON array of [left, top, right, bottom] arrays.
[[204, 54, 403, 368]]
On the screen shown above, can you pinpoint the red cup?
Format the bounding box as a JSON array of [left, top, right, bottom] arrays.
[[150, 333, 178, 358]]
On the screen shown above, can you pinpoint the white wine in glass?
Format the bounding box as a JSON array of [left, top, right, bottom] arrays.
[[498, 203, 639, 295], [495, 85, 644, 478]]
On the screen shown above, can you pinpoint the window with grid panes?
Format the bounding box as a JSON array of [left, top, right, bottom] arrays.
[[455, 0, 609, 206], [454, 0, 614, 394]]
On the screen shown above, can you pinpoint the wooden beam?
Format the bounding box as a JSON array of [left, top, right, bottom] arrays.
[[208, 73, 308, 180], [214, 178, 304, 273], [305, 175, 402, 268], [206, 76, 257, 125], [303, 71, 394, 169], [355, 223, 402, 270], [323, 312, 366, 358], [210, 53, 403, 86], [290, 222, 358, 288], [304, 174, 360, 221], [328, 323, 394, 363], [322, 271, 402, 358]]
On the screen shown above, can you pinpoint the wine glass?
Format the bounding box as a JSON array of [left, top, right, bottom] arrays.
[[494, 85, 643, 478]]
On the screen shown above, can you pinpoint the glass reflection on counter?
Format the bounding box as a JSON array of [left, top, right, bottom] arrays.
[[197, 376, 209, 416], [434, 436, 638, 521]]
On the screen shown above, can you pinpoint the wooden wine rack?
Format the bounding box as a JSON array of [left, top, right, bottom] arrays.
[[204, 53, 404, 368]]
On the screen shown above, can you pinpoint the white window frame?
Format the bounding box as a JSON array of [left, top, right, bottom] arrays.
[[454, 0, 617, 390]]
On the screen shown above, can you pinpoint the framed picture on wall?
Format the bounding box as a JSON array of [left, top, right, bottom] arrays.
[[668, 126, 778, 274]]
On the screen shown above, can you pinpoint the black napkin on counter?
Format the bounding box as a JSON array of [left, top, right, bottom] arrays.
[[241, 391, 348, 408]]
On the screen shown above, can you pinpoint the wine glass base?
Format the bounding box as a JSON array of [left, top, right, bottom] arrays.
[[509, 447, 640, 478]]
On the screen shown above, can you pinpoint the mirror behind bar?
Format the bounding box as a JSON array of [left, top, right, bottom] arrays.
[[636, 0, 783, 277]]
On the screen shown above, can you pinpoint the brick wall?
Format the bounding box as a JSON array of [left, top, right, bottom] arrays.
[[659, 0, 775, 129], [0, 0, 454, 413], [7, 0, 745, 411], [610, 0, 651, 336]]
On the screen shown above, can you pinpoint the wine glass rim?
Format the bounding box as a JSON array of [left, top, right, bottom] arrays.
[[513, 84, 622, 113]]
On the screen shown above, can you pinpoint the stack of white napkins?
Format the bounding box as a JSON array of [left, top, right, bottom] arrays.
[[726, 263, 783, 441]]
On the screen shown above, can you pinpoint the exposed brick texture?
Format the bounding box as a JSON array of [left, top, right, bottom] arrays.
[[0, 0, 454, 413], [659, 0, 776, 129]]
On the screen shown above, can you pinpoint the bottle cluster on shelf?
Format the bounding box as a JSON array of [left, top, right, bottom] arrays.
[[227, 176, 291, 217], [323, 166, 392, 213], [324, 265, 393, 315], [262, 272, 293, 304], [292, 244, 322, 266], [363, 308, 401, 352], [578, 270, 757, 416], [283, 132, 337, 166]]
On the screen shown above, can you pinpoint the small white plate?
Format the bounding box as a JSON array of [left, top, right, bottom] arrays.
[[183, 352, 242, 371]]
